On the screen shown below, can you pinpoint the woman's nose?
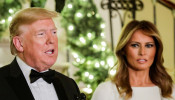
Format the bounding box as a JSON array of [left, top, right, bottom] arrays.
[[139, 46, 145, 55]]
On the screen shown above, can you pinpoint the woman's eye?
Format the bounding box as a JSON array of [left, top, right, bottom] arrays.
[[146, 44, 154, 48], [131, 44, 139, 48]]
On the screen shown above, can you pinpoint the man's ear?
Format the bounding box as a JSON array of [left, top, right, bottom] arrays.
[[13, 36, 24, 52]]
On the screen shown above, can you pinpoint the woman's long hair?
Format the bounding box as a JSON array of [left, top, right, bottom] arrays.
[[112, 20, 173, 99]]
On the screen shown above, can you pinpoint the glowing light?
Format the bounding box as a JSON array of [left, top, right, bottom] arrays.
[[8, 16, 12, 22], [0, 19, 5, 24], [100, 23, 105, 28], [107, 56, 115, 68], [110, 69, 116, 76], [95, 13, 100, 18], [76, 58, 80, 62], [87, 32, 92, 38], [95, 62, 100, 68], [9, 9, 14, 13], [91, 11, 95, 15], [79, 37, 86, 44], [76, 12, 83, 18], [72, 52, 78, 58], [68, 25, 74, 31], [93, 44, 98, 49], [87, 84, 91, 88], [83, 87, 92, 94], [67, 3, 73, 8], [89, 75, 94, 80], [87, 60, 91, 65], [101, 32, 105, 37], [87, 13, 92, 17], [100, 61, 105, 66], [101, 41, 106, 46], [84, 72, 89, 77], [101, 47, 106, 51]]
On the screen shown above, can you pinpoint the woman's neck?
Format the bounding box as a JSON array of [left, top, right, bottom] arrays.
[[128, 67, 155, 87]]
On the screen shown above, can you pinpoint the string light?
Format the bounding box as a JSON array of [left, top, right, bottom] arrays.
[[93, 44, 98, 49], [76, 12, 83, 18], [76, 58, 81, 62], [83, 87, 92, 94], [100, 23, 105, 28], [95, 13, 100, 18], [0, 19, 5, 24], [9, 9, 14, 13], [109, 69, 116, 76], [8, 16, 12, 22], [101, 41, 106, 47], [89, 74, 94, 80], [84, 72, 89, 77], [79, 37, 86, 44], [86, 60, 91, 65], [72, 52, 78, 58], [87, 13, 92, 17], [107, 56, 115, 68], [100, 32, 105, 37], [100, 61, 105, 66], [87, 84, 91, 88], [68, 25, 74, 31], [87, 32, 92, 38], [67, 3, 73, 9], [95, 62, 100, 68]]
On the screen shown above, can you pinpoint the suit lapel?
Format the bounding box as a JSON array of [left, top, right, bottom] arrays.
[[7, 58, 34, 100], [53, 74, 69, 100]]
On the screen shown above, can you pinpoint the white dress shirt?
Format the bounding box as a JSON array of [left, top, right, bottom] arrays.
[[16, 57, 58, 100]]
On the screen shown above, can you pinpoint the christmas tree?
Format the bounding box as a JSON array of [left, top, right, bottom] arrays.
[[61, 0, 116, 99], [0, 0, 47, 38]]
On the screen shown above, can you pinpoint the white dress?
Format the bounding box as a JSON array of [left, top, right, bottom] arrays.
[[91, 81, 175, 100]]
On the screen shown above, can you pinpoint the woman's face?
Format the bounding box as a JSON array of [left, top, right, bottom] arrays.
[[124, 30, 156, 71]]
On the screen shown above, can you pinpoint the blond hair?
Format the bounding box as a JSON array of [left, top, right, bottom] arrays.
[[9, 7, 58, 55], [112, 20, 173, 99]]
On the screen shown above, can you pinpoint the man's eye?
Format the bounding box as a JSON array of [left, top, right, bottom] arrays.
[[52, 31, 57, 34], [146, 44, 154, 48], [38, 32, 45, 35], [131, 44, 139, 48]]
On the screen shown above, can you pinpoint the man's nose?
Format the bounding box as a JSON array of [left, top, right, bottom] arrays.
[[46, 33, 54, 44]]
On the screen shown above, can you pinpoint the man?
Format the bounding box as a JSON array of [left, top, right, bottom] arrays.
[[0, 7, 85, 100]]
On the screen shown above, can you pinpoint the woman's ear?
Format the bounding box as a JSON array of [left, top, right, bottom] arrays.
[[13, 36, 24, 52]]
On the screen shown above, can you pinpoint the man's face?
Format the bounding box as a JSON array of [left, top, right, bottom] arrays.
[[19, 19, 58, 72]]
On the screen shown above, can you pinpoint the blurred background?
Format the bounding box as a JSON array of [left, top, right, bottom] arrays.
[[0, 0, 174, 99]]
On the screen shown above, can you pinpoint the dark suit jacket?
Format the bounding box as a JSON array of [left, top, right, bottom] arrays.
[[0, 58, 81, 100]]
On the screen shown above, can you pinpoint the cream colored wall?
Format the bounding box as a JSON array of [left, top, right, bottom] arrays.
[[135, 0, 175, 80], [156, 3, 174, 80]]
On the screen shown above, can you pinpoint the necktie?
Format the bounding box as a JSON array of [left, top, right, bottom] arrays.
[[30, 69, 55, 84]]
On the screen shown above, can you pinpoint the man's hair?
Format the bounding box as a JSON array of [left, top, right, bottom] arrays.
[[112, 20, 173, 99], [9, 7, 58, 55]]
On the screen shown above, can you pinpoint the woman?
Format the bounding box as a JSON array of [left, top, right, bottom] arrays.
[[91, 20, 175, 100]]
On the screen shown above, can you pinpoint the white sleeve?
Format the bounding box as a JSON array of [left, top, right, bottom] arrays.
[[91, 81, 117, 100], [172, 84, 175, 99]]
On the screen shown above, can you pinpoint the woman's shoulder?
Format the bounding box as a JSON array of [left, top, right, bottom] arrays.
[[172, 84, 175, 97], [91, 81, 120, 100], [95, 81, 117, 92]]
